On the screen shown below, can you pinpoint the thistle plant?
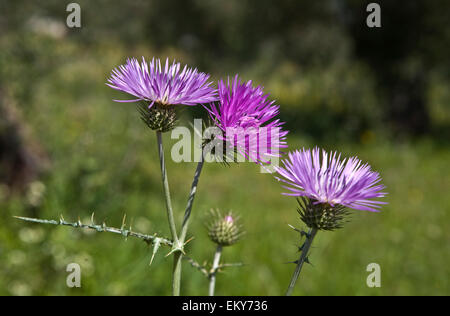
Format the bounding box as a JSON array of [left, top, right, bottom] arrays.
[[206, 209, 244, 296], [107, 57, 218, 295], [14, 56, 388, 297], [274, 147, 387, 295]]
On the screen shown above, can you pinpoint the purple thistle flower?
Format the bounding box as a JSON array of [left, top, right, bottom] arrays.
[[107, 57, 218, 107], [204, 75, 288, 164], [275, 147, 387, 212]]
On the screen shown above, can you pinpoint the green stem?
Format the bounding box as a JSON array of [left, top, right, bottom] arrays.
[[172, 252, 182, 296], [156, 131, 180, 296], [179, 159, 204, 242], [156, 131, 179, 244], [208, 245, 223, 296], [173, 159, 205, 296], [285, 228, 318, 296], [13, 216, 210, 277]]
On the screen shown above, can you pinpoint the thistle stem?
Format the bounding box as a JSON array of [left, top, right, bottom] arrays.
[[156, 131, 179, 243], [285, 228, 318, 296], [172, 253, 182, 296], [180, 159, 204, 242], [173, 159, 205, 296], [208, 245, 223, 296], [156, 131, 180, 296], [13, 215, 209, 277]]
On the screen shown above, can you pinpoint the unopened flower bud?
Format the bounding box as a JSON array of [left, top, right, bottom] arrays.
[[207, 209, 244, 247]]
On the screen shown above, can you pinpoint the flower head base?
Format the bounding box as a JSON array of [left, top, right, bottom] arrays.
[[137, 102, 177, 133], [107, 57, 218, 107], [275, 147, 387, 212], [206, 209, 244, 247], [297, 197, 351, 231], [204, 75, 288, 165]]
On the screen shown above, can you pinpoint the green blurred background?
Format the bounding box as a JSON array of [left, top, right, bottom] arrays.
[[0, 0, 449, 296]]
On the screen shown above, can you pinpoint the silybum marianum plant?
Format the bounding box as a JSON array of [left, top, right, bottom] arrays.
[[107, 57, 220, 295], [206, 209, 244, 296], [274, 148, 387, 295], [15, 56, 387, 296]]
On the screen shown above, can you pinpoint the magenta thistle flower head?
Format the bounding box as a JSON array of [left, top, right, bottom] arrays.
[[204, 75, 288, 164], [275, 147, 387, 213], [107, 57, 218, 107]]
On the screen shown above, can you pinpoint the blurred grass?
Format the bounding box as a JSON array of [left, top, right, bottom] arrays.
[[0, 34, 449, 296]]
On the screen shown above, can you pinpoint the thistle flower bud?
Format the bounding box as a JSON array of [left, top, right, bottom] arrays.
[[206, 209, 244, 247], [138, 102, 177, 133], [297, 197, 351, 231]]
